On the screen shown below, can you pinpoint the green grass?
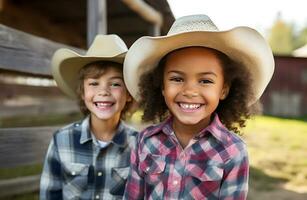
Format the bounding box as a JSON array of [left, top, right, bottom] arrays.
[[0, 192, 38, 200], [243, 115, 307, 191], [0, 112, 82, 128], [0, 164, 43, 180]]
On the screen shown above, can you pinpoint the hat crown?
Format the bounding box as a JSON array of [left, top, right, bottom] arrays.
[[167, 15, 219, 35], [86, 34, 128, 56]]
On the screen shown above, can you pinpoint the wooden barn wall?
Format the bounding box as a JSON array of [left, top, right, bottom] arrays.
[[261, 56, 307, 117]]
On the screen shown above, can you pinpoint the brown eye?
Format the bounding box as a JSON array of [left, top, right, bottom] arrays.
[[169, 77, 183, 82], [89, 82, 98, 86], [200, 79, 213, 84]]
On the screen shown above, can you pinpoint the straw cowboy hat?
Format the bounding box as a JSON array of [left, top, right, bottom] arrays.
[[124, 14, 274, 104], [52, 34, 128, 98]]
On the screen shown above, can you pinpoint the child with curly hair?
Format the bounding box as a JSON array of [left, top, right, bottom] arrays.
[[123, 15, 274, 199]]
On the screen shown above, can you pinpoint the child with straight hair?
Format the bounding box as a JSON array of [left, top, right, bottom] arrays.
[[123, 15, 274, 199], [40, 34, 138, 200]]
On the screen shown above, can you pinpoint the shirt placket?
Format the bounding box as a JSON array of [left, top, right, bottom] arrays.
[[92, 144, 104, 200], [167, 134, 188, 199]]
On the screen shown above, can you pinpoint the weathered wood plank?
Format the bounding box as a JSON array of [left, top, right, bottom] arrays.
[[87, 0, 107, 46], [0, 83, 79, 118], [0, 126, 59, 168], [0, 24, 84, 76], [0, 83, 63, 99], [0, 175, 40, 197]]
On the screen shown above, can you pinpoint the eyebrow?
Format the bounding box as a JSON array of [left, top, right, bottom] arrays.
[[86, 76, 123, 80], [109, 76, 123, 79], [167, 70, 217, 77]]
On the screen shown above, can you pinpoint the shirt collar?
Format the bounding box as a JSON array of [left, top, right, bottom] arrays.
[[142, 117, 173, 139], [198, 113, 230, 144], [79, 116, 128, 148], [80, 116, 92, 144], [111, 120, 128, 147], [143, 114, 230, 145]]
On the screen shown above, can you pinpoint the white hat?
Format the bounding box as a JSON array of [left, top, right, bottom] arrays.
[[52, 34, 128, 98], [124, 14, 274, 104]]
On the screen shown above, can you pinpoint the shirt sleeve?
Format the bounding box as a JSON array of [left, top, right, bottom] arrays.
[[123, 133, 145, 200], [219, 144, 249, 200], [39, 136, 63, 200]]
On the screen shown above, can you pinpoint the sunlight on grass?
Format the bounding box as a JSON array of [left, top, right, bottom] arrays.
[[243, 116, 307, 192]]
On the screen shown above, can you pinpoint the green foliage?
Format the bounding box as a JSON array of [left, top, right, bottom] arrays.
[[268, 17, 294, 55], [294, 26, 307, 49], [267, 13, 307, 55]]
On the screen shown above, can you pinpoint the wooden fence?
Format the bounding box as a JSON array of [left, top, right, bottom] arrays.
[[0, 24, 82, 198], [0, 127, 57, 197]]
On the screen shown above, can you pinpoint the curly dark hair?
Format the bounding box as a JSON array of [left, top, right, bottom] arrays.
[[138, 47, 259, 134], [76, 61, 134, 119]]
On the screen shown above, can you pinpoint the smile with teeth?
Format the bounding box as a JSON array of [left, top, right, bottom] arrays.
[[179, 103, 202, 110], [95, 102, 114, 109]]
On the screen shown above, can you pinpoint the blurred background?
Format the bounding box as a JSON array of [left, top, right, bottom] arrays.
[[0, 0, 306, 199]]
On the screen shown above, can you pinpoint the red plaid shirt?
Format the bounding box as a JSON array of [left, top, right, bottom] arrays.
[[124, 114, 249, 200]]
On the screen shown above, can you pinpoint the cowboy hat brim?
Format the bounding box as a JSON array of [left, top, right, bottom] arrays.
[[124, 26, 274, 104], [52, 48, 126, 98]]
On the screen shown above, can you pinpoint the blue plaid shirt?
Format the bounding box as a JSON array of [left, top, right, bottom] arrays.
[[40, 116, 138, 200]]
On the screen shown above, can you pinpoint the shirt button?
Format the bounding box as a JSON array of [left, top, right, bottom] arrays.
[[95, 195, 100, 199], [97, 172, 102, 176], [71, 171, 76, 175], [173, 180, 178, 185]]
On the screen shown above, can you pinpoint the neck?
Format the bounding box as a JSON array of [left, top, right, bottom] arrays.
[[172, 118, 210, 148], [90, 114, 121, 141]]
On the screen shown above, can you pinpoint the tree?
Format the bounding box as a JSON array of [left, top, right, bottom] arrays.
[[268, 13, 294, 55], [294, 26, 307, 49]]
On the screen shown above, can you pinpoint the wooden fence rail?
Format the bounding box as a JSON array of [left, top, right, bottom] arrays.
[[0, 175, 40, 197], [0, 127, 58, 197], [0, 126, 58, 168]]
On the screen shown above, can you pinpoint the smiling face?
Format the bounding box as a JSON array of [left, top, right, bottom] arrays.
[[82, 66, 132, 122], [162, 47, 229, 131]]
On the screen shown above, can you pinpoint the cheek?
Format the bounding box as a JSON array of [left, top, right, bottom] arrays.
[[112, 88, 130, 101], [162, 86, 176, 104], [83, 87, 94, 98]]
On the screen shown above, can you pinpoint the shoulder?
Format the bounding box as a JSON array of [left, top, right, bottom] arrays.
[[120, 122, 139, 148], [121, 122, 139, 137], [210, 114, 247, 152], [223, 130, 247, 152], [208, 117, 248, 162], [53, 119, 84, 144], [137, 122, 164, 143], [219, 129, 249, 164]]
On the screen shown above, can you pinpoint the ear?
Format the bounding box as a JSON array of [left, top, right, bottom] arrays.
[[81, 92, 85, 100], [220, 84, 230, 100], [162, 88, 165, 97], [127, 93, 133, 102]]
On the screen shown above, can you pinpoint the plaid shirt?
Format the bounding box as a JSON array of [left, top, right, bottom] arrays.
[[124, 114, 249, 200], [40, 116, 138, 200]]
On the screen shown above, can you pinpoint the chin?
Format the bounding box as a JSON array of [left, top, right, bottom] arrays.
[[179, 118, 203, 126]]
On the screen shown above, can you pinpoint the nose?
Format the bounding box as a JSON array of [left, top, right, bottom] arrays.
[[182, 82, 198, 98], [98, 85, 110, 96]]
